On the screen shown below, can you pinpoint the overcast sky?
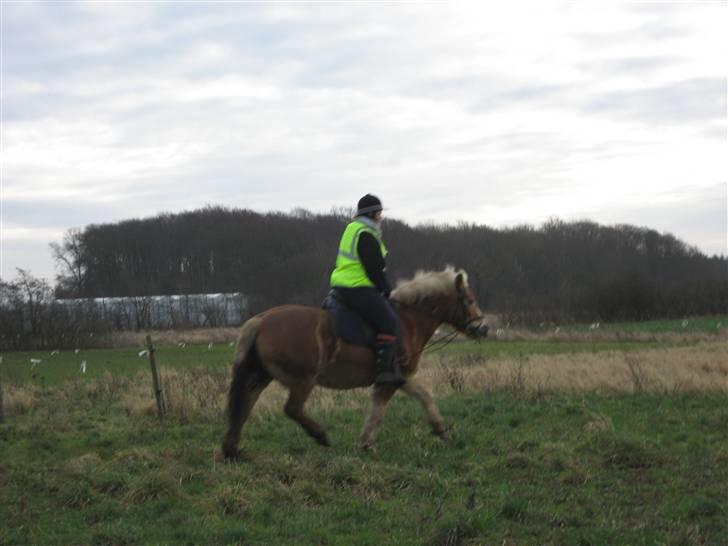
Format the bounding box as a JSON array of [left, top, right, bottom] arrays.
[[1, 1, 726, 283]]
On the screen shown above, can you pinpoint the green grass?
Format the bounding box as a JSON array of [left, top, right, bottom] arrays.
[[0, 343, 233, 387], [1, 388, 727, 545]]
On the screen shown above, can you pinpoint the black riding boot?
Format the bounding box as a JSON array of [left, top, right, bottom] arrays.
[[374, 337, 405, 387]]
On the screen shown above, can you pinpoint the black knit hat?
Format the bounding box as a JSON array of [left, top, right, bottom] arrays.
[[356, 194, 383, 216]]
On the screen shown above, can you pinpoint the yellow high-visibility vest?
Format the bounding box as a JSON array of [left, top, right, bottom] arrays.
[[330, 220, 388, 288]]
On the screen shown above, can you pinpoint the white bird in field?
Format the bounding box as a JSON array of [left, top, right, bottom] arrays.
[[208, 342, 214, 350], [138, 350, 149, 358], [80, 361, 87, 374], [50, 350, 60, 356], [30, 358, 42, 369]]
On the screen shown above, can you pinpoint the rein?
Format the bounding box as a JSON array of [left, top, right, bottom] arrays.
[[422, 329, 460, 354], [400, 290, 484, 356]]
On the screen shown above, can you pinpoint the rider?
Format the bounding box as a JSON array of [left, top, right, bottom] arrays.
[[330, 194, 404, 387]]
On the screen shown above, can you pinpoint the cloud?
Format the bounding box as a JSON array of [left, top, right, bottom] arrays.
[[593, 183, 727, 258], [584, 77, 726, 125], [1, 1, 725, 281]]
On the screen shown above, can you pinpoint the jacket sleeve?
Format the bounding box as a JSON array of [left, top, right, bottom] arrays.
[[357, 231, 392, 296]]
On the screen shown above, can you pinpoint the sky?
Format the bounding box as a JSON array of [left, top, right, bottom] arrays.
[[1, 0, 727, 283]]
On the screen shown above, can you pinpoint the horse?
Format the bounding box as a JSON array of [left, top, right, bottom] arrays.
[[222, 267, 488, 459]]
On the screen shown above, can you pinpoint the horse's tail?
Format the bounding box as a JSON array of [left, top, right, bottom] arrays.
[[223, 315, 266, 458], [231, 315, 263, 370]]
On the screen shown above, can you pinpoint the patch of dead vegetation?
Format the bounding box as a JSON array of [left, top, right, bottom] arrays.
[[109, 327, 240, 348], [421, 341, 728, 395], [2, 341, 725, 420]]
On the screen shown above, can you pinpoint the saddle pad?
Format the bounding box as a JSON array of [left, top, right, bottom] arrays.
[[321, 294, 377, 347]]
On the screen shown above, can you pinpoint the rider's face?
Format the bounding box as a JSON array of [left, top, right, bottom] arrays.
[[374, 211, 383, 224]]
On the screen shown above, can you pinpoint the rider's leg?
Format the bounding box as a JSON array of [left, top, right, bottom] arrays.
[[337, 287, 403, 386]]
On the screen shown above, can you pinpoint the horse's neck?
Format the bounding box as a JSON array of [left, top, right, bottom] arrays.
[[399, 305, 442, 351]]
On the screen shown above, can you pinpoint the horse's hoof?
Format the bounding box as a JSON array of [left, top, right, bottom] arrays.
[[223, 450, 240, 461], [315, 433, 331, 447], [433, 425, 449, 440]]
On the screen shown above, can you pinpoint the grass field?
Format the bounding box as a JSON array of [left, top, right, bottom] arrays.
[[1, 319, 727, 545], [2, 314, 726, 387]]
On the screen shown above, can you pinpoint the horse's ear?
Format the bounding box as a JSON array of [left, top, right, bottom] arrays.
[[455, 272, 464, 291]]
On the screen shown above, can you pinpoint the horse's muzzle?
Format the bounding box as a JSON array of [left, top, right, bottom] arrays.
[[465, 321, 489, 338]]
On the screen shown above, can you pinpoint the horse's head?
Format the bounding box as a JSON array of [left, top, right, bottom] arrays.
[[449, 272, 489, 338], [392, 267, 489, 338]]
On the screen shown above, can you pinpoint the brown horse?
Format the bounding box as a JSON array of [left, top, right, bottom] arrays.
[[222, 267, 488, 458]]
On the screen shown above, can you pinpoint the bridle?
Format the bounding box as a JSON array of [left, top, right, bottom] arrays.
[[451, 288, 487, 337], [422, 288, 488, 354]]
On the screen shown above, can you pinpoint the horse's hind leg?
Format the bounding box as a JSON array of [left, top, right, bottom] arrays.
[[402, 379, 447, 438], [284, 380, 330, 447], [222, 356, 272, 459], [359, 384, 398, 449]]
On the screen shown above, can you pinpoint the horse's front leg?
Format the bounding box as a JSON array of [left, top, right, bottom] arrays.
[[359, 384, 398, 449], [401, 379, 448, 439]]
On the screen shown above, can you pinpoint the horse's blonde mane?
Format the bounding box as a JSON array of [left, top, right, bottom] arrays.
[[391, 266, 468, 306]]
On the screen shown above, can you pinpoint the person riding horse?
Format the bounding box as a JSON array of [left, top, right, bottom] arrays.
[[329, 194, 404, 386]]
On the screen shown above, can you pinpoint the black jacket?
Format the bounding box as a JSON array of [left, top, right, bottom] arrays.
[[358, 231, 392, 297]]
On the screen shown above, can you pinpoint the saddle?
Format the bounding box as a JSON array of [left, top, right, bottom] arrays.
[[321, 289, 377, 347]]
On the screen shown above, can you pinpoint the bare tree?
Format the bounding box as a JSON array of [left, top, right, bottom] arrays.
[[50, 228, 87, 297]]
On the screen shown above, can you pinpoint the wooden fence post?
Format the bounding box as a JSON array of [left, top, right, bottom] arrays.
[[145, 336, 165, 420]]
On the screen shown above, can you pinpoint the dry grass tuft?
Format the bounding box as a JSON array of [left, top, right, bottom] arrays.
[[65, 452, 103, 476], [120, 385, 159, 417], [3, 385, 39, 414], [583, 414, 615, 436], [160, 368, 229, 420], [213, 482, 254, 516]]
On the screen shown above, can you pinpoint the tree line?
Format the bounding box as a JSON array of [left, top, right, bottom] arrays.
[[51, 206, 726, 320], [2, 206, 726, 350]]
